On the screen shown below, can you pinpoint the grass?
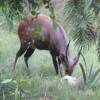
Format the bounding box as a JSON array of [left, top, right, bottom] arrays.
[[0, 1, 100, 99], [0, 7, 100, 100], [0, 25, 100, 100]]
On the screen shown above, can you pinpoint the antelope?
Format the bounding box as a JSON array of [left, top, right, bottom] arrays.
[[13, 14, 81, 75]]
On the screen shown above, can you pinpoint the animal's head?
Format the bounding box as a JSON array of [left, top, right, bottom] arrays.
[[59, 41, 82, 76]]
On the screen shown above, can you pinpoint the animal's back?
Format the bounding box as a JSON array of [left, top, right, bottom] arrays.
[[50, 23, 68, 54], [36, 14, 68, 53], [17, 14, 68, 53]]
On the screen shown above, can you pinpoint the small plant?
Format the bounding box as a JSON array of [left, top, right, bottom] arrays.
[[0, 79, 30, 100], [79, 54, 100, 89]]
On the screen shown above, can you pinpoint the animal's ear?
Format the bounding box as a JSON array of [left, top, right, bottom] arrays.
[[73, 47, 82, 66]]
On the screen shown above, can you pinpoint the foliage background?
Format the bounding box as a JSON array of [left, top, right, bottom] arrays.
[[0, 0, 100, 100]]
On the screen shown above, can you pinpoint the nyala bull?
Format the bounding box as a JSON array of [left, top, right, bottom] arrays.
[[13, 14, 81, 75]]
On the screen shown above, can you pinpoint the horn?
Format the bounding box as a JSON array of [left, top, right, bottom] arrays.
[[67, 40, 70, 50], [65, 40, 70, 65], [73, 47, 82, 66], [66, 40, 70, 55]]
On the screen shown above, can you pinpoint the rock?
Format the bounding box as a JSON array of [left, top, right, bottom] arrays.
[[61, 75, 84, 89]]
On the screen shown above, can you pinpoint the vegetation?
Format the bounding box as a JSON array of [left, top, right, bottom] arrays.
[[79, 54, 100, 88], [64, 0, 100, 58], [0, 0, 100, 100]]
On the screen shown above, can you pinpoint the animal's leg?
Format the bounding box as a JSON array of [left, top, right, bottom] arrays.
[[24, 39, 48, 68], [57, 57, 63, 77], [13, 45, 27, 70], [24, 47, 35, 68], [50, 53, 59, 75]]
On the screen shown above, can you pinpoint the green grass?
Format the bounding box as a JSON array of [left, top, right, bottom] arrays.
[[0, 28, 100, 100], [0, 2, 100, 99]]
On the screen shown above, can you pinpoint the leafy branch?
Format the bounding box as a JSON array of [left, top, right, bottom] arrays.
[[64, 0, 100, 60]]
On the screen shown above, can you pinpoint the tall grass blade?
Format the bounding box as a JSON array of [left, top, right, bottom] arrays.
[[79, 63, 87, 84], [88, 64, 93, 80], [91, 68, 100, 83], [91, 75, 100, 88], [81, 53, 87, 70]]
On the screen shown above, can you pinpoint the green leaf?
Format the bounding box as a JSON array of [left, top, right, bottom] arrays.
[[1, 79, 12, 84], [32, 23, 42, 38], [52, 20, 57, 32], [15, 87, 20, 100], [17, 80, 29, 90]]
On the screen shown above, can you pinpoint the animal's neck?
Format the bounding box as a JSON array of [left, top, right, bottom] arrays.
[[59, 25, 74, 66]]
